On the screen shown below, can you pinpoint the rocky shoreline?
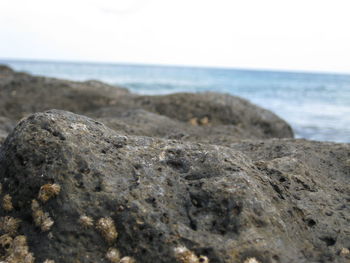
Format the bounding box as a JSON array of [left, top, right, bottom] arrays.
[[0, 65, 349, 263]]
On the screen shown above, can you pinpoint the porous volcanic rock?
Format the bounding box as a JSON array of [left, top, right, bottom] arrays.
[[0, 110, 349, 263]]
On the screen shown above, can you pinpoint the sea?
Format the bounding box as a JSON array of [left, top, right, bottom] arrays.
[[1, 59, 350, 143]]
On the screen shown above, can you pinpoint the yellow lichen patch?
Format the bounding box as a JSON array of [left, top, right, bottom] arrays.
[[243, 257, 261, 263], [43, 260, 55, 263], [2, 194, 13, 211], [0, 216, 21, 236], [0, 235, 35, 263], [38, 183, 61, 203], [199, 116, 209, 126], [96, 217, 118, 243], [31, 199, 54, 232], [105, 248, 121, 263], [340, 247, 350, 255], [79, 215, 94, 228], [174, 246, 200, 263], [119, 256, 136, 263], [189, 118, 199, 126], [189, 117, 210, 126]]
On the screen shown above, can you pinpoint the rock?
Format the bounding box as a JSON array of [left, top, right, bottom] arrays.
[[0, 116, 15, 145], [1, 65, 347, 262], [0, 116, 15, 133], [0, 65, 14, 75], [0, 65, 293, 142], [231, 139, 350, 261], [130, 93, 294, 139], [0, 110, 349, 263], [94, 109, 190, 139], [0, 66, 130, 120], [87, 92, 294, 142], [93, 109, 265, 144], [0, 132, 7, 145]]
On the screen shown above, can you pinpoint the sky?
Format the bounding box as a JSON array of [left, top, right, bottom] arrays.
[[0, 0, 350, 73]]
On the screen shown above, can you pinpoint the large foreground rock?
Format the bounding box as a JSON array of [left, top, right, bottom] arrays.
[[0, 110, 349, 263]]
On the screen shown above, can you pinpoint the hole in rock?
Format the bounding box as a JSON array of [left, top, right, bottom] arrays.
[[307, 219, 316, 227], [321, 237, 336, 246]]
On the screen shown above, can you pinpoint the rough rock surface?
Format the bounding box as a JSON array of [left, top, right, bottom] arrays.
[[0, 110, 349, 263], [0, 65, 349, 263]]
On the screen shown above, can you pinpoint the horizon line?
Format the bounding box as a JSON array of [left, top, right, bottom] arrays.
[[1, 57, 350, 77]]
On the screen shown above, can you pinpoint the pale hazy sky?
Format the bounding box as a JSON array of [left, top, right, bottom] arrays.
[[1, 0, 350, 73]]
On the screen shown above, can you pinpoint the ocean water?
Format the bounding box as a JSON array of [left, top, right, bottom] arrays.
[[1, 59, 350, 143]]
